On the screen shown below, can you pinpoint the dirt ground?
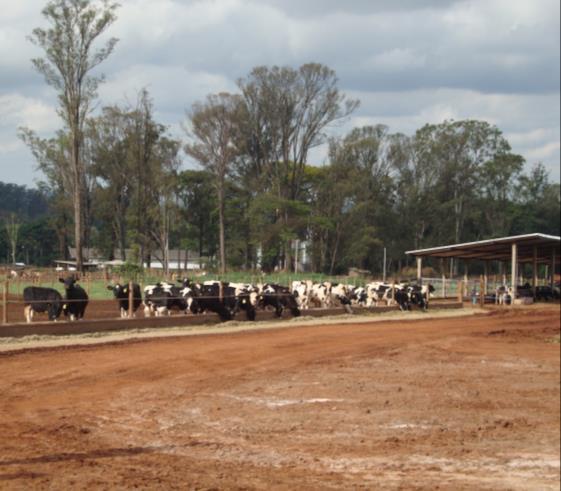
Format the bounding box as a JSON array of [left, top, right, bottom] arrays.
[[0, 305, 559, 490], [2, 297, 120, 323]]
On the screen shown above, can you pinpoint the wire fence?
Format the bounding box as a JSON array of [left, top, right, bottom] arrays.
[[2, 269, 553, 325]]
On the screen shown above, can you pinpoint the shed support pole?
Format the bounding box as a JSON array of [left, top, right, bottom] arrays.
[[532, 246, 538, 299], [464, 261, 469, 297], [483, 261, 489, 297], [551, 248, 556, 291], [511, 243, 518, 302], [416, 257, 422, 285]]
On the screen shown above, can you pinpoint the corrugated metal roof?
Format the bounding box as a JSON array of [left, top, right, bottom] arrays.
[[406, 233, 560, 263]]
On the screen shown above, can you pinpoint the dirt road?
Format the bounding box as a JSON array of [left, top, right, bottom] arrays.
[[0, 305, 559, 489]]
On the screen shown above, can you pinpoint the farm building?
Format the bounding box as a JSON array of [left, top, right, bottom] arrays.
[[407, 233, 560, 301]]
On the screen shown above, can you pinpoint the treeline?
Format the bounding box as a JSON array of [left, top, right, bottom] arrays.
[[0, 183, 58, 265], [7, 78, 561, 272], [9, 1, 560, 273]]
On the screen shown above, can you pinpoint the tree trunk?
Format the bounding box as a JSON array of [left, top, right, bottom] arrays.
[[329, 224, 342, 275], [70, 122, 84, 272], [218, 183, 226, 274]]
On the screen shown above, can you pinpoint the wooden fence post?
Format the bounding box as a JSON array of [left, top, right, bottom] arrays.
[[128, 280, 134, 318], [457, 280, 463, 303], [3, 280, 8, 325]]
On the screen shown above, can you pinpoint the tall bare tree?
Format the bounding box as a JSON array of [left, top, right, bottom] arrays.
[[28, 0, 118, 271], [184, 93, 244, 274], [5, 214, 20, 265]]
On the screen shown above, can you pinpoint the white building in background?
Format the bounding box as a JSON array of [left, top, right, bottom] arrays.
[[144, 250, 207, 270], [65, 247, 207, 271]]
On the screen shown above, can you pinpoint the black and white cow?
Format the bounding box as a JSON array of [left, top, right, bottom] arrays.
[[160, 281, 190, 313], [23, 286, 63, 323], [197, 281, 256, 321], [258, 283, 300, 318], [107, 283, 142, 318], [348, 286, 368, 306], [143, 283, 172, 316], [406, 283, 435, 311], [308, 282, 332, 308], [291, 280, 311, 310], [495, 285, 512, 305], [59, 276, 88, 321]]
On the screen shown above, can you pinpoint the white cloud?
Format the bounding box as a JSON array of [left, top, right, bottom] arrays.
[[0, 93, 59, 133], [0, 0, 558, 185]]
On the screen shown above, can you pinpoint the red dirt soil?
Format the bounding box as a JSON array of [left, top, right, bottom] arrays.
[[0, 305, 559, 490]]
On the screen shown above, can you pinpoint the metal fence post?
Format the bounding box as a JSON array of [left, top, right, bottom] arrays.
[[128, 280, 134, 318]]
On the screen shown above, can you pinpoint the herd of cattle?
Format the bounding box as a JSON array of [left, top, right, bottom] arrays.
[[21, 277, 437, 323]]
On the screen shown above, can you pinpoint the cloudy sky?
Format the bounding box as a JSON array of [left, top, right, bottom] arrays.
[[1, 0, 559, 186]]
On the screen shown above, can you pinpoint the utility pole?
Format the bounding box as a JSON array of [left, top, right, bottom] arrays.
[[383, 247, 387, 282]]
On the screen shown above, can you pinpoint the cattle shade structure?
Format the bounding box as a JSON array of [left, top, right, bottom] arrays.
[[406, 233, 560, 301]]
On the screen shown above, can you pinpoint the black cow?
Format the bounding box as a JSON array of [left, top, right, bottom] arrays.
[[535, 285, 561, 301], [258, 283, 300, 318], [107, 283, 142, 317], [59, 276, 88, 321], [23, 286, 63, 323], [394, 288, 412, 311]]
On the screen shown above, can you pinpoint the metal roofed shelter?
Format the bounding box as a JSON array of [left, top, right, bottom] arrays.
[[406, 233, 560, 301]]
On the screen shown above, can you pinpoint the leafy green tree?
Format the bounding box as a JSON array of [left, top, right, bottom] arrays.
[[176, 170, 218, 265], [512, 163, 561, 235], [237, 63, 359, 270], [88, 105, 131, 260], [415, 120, 511, 245], [476, 153, 524, 237], [184, 93, 244, 273]]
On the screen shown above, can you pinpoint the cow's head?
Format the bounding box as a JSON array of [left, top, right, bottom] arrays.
[[59, 276, 77, 290], [107, 283, 124, 297], [179, 277, 192, 288]]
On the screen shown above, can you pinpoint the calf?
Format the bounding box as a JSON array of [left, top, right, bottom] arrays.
[[107, 283, 142, 318], [59, 276, 88, 321], [495, 285, 512, 305], [23, 286, 63, 323]]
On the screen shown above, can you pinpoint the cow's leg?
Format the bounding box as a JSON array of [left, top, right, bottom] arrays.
[[24, 305, 31, 323]]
